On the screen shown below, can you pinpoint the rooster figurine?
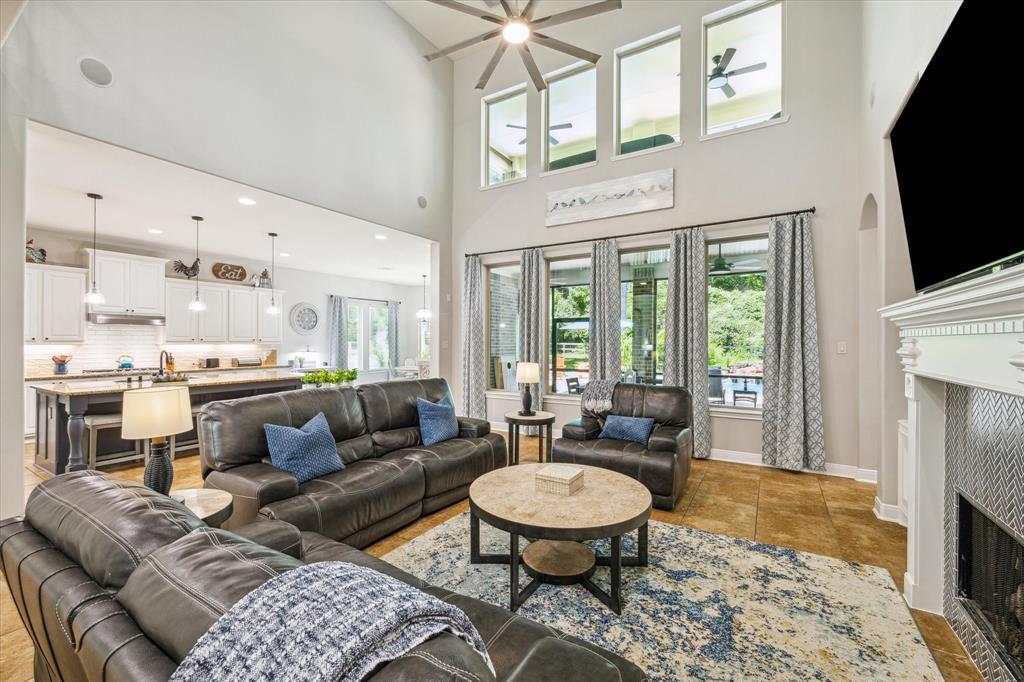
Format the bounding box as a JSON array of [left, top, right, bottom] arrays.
[[172, 257, 201, 279]]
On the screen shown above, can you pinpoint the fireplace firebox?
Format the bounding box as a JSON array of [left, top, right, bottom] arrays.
[[957, 492, 1024, 680]]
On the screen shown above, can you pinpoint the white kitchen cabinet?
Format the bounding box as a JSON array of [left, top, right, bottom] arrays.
[[86, 250, 166, 315], [164, 280, 198, 342], [228, 288, 256, 342], [197, 283, 228, 342], [24, 268, 42, 342], [256, 289, 284, 343]]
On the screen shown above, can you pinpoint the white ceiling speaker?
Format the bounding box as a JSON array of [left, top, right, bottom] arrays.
[[417, 196, 428, 209], [79, 57, 113, 87]]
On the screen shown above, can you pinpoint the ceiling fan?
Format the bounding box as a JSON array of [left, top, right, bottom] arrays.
[[706, 47, 766, 98], [424, 0, 622, 91], [710, 244, 763, 275], [507, 121, 571, 145]]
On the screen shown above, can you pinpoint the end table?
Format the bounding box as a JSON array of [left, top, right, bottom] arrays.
[[173, 488, 233, 528], [504, 410, 556, 465]]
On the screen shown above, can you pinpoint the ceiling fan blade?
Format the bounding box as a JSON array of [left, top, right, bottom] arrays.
[[498, 0, 515, 17], [717, 47, 736, 72], [519, 137, 528, 145], [721, 83, 736, 98], [549, 135, 559, 145], [518, 43, 547, 91], [425, 27, 502, 61], [726, 62, 767, 77], [426, 0, 505, 24], [521, 0, 538, 20], [530, 0, 621, 30], [476, 41, 508, 89], [506, 124, 527, 129], [530, 32, 601, 64], [549, 123, 572, 130]]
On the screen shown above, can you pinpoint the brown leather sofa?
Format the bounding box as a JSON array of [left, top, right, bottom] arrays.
[[550, 383, 693, 511], [198, 378, 506, 546], [1, 471, 645, 681]]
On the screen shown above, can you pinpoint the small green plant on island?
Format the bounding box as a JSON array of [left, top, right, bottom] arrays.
[[301, 368, 358, 386]]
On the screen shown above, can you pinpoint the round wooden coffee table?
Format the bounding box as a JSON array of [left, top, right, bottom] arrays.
[[469, 463, 651, 614]]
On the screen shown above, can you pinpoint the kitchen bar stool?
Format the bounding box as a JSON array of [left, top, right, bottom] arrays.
[[82, 414, 144, 469]]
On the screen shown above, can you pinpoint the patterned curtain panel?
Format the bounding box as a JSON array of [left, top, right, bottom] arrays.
[[762, 212, 826, 471], [461, 256, 486, 419], [589, 239, 621, 381], [387, 301, 400, 370], [327, 295, 349, 371], [519, 248, 544, 434], [663, 228, 711, 459]]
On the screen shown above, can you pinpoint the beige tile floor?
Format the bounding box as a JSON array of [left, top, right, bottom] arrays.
[[1, 440, 981, 681]]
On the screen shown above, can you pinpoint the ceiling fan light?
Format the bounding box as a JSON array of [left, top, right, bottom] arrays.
[[708, 74, 728, 89], [502, 20, 530, 44]]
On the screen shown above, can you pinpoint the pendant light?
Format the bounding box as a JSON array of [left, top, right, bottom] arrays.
[[265, 232, 280, 315], [415, 274, 432, 321], [187, 216, 206, 311], [83, 193, 106, 304]]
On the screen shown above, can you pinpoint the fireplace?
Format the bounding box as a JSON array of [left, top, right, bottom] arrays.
[[957, 492, 1024, 680]]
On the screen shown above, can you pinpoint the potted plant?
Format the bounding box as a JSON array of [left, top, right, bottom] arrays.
[[300, 368, 359, 388], [294, 355, 305, 368]]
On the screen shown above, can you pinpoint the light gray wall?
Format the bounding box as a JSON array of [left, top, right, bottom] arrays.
[[450, 0, 865, 468], [0, 0, 454, 516]]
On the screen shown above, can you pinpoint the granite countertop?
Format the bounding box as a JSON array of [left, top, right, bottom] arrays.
[[30, 370, 303, 396], [25, 364, 294, 382]]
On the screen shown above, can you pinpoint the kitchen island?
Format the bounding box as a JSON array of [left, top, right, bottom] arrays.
[[31, 371, 302, 475]]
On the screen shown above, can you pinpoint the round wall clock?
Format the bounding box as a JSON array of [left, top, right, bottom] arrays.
[[289, 302, 321, 336]]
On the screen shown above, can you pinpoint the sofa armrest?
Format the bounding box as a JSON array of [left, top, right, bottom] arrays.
[[229, 519, 302, 558], [562, 417, 602, 441], [204, 463, 299, 529], [648, 424, 692, 456], [506, 638, 637, 682], [457, 416, 491, 438]]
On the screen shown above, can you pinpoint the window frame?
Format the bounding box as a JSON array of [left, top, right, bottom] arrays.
[[699, 0, 788, 141], [618, 246, 671, 385], [612, 27, 682, 162], [347, 301, 389, 372], [480, 83, 529, 189], [540, 61, 598, 176], [484, 261, 523, 394]]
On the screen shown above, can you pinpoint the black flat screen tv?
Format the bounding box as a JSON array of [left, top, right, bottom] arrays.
[[889, 1, 1024, 293]]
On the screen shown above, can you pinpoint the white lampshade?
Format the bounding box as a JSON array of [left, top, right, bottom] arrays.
[[121, 385, 193, 440], [516, 361, 540, 384]]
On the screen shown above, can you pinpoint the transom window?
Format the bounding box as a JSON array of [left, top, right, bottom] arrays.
[[615, 29, 681, 157], [707, 237, 768, 408], [482, 86, 528, 187], [543, 64, 597, 172], [703, 0, 783, 136]]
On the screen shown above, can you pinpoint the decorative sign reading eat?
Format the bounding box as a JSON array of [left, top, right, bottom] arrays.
[[212, 262, 247, 282]]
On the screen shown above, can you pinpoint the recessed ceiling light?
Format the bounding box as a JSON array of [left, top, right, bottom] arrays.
[[280, 252, 290, 257], [80, 57, 113, 87], [375, 234, 388, 240], [147, 228, 163, 235], [238, 197, 256, 206], [378, 266, 393, 271]]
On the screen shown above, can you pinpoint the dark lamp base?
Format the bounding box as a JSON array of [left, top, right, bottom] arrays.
[[519, 386, 535, 417], [144, 439, 174, 496]]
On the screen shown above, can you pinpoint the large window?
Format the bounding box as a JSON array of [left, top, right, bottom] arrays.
[[544, 64, 597, 172], [615, 30, 680, 157], [487, 265, 520, 390], [707, 237, 768, 408], [368, 305, 389, 370], [347, 302, 361, 369], [620, 249, 669, 384], [483, 87, 528, 187], [347, 302, 390, 371], [703, 1, 783, 136], [549, 258, 591, 394]]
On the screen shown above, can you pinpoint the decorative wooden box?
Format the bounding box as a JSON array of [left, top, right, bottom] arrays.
[[535, 464, 585, 496]]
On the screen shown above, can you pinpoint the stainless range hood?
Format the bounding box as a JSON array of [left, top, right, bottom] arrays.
[[87, 313, 165, 326]]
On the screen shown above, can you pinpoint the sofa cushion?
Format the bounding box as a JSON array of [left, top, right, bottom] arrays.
[[371, 426, 421, 457], [357, 378, 451, 434], [265, 412, 345, 483], [599, 415, 655, 445], [417, 395, 459, 446], [611, 383, 691, 428], [550, 437, 677, 497], [260, 458, 424, 541], [385, 432, 505, 498], [117, 527, 302, 662], [24, 471, 204, 589]]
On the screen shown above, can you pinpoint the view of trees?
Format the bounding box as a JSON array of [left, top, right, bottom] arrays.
[[707, 273, 766, 370]]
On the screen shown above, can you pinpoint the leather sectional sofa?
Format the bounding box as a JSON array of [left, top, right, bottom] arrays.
[[1, 471, 645, 681], [550, 383, 693, 510], [198, 378, 506, 546]]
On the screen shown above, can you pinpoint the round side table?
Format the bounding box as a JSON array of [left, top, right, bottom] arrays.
[[504, 410, 556, 465], [174, 488, 233, 528]]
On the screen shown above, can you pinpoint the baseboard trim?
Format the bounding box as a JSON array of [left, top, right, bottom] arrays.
[[873, 496, 907, 526], [709, 448, 879, 484]]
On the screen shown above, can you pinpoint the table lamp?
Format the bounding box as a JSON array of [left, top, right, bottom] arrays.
[[121, 384, 193, 495], [516, 362, 540, 416]]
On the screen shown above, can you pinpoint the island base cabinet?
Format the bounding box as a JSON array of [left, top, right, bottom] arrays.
[[34, 393, 63, 476]]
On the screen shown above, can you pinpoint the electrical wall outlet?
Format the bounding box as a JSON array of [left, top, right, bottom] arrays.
[[837, 341, 848, 355]]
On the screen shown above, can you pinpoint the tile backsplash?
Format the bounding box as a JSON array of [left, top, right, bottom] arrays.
[[25, 323, 276, 375]]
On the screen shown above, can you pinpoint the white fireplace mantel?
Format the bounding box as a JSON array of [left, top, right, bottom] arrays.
[[879, 264, 1024, 614]]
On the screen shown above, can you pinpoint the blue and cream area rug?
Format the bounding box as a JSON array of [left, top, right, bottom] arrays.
[[383, 512, 941, 681]]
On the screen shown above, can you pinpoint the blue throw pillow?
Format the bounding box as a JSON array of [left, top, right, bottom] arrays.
[[417, 395, 459, 446], [264, 412, 344, 484], [599, 415, 656, 445]]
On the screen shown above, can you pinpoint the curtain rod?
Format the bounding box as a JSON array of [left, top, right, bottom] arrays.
[[330, 295, 398, 305], [464, 206, 816, 258]]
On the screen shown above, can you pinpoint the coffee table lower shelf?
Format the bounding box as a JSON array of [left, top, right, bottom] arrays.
[[469, 511, 648, 614]]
